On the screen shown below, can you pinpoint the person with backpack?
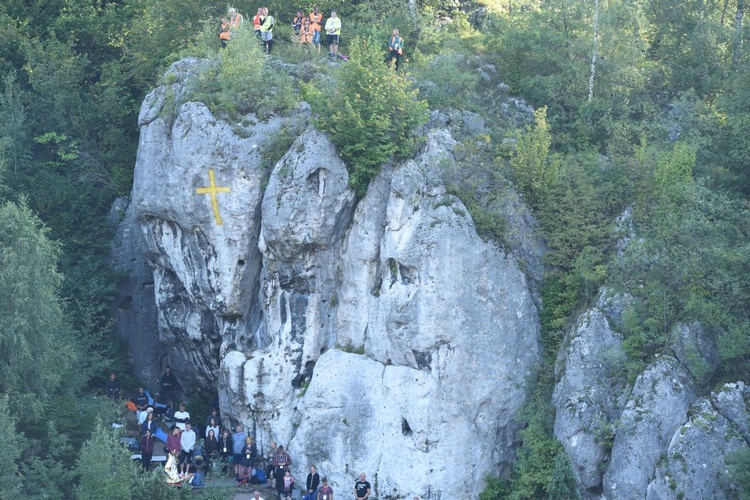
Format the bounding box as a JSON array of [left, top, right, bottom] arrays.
[[260, 7, 275, 53], [386, 29, 404, 71]]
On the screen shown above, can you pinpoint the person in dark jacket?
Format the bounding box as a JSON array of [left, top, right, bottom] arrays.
[[141, 409, 158, 436], [217, 428, 232, 477], [304, 465, 320, 500], [160, 366, 178, 401], [140, 428, 155, 471], [105, 372, 120, 400], [203, 428, 218, 475]]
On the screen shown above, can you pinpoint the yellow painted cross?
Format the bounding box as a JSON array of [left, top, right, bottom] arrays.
[[196, 169, 231, 225]]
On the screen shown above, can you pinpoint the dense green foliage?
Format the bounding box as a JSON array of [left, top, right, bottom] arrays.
[[305, 36, 429, 196], [1, 0, 750, 497]]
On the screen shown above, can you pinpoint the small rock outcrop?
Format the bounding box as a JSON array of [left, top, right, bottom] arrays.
[[554, 293, 750, 499], [552, 294, 628, 496]]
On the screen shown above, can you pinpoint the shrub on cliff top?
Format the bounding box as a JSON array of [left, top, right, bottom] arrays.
[[304, 36, 429, 196]]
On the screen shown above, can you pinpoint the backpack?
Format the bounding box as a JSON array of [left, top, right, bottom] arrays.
[[254, 468, 267, 482]]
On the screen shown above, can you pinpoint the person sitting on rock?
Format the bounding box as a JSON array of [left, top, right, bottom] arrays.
[[134, 386, 150, 424], [281, 469, 295, 499], [174, 402, 190, 431], [300, 18, 314, 47]]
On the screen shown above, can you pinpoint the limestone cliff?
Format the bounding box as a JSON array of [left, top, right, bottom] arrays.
[[114, 59, 542, 499], [115, 58, 750, 500]]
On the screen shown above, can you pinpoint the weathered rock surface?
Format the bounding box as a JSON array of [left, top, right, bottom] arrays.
[[646, 390, 746, 500], [602, 358, 695, 499], [120, 58, 542, 498], [553, 295, 628, 496], [129, 59, 291, 394], [110, 196, 163, 385], [555, 300, 750, 500]]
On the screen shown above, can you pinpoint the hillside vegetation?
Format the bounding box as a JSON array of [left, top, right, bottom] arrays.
[[0, 0, 749, 497]]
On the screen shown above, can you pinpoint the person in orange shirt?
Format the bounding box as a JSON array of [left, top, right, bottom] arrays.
[[309, 6, 323, 54], [252, 7, 263, 38], [300, 17, 314, 46], [219, 22, 231, 49]]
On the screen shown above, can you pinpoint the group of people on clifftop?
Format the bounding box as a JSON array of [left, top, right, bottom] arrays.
[[218, 5, 405, 69]]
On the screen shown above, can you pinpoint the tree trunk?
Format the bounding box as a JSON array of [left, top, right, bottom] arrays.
[[588, 0, 600, 102], [734, 0, 745, 64], [408, 0, 418, 27], [721, 0, 730, 25]]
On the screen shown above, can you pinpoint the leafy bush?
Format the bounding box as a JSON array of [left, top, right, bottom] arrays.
[[305, 36, 428, 196], [413, 52, 480, 110], [189, 28, 296, 120]]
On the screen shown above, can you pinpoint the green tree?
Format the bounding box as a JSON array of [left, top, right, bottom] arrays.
[[0, 200, 77, 412], [306, 36, 429, 196], [0, 396, 23, 499], [547, 452, 581, 500], [509, 106, 556, 209], [75, 422, 136, 500]]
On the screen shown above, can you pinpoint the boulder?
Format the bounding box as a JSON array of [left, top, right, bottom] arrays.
[[602, 358, 695, 499], [553, 300, 628, 496]]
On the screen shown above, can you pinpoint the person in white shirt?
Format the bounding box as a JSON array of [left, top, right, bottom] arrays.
[[174, 403, 190, 431], [252, 491, 265, 500], [179, 422, 196, 477], [205, 417, 220, 438]]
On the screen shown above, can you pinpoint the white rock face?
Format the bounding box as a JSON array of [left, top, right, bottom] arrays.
[[602, 358, 695, 499], [646, 393, 745, 500], [126, 58, 542, 499], [130, 59, 289, 392], [221, 127, 541, 499], [552, 301, 628, 496]]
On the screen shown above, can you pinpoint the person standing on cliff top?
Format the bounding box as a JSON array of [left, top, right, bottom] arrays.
[[325, 10, 341, 58], [309, 6, 323, 54]]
